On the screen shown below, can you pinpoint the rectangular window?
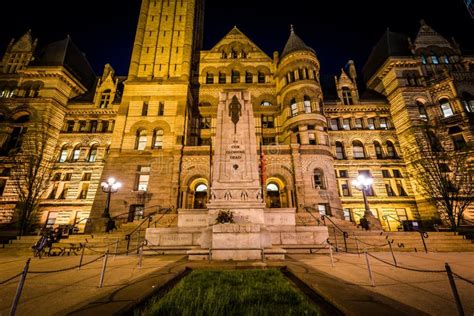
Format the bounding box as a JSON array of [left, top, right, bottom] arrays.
[[341, 181, 351, 197], [129, 205, 145, 222], [354, 118, 363, 129], [63, 173, 72, 181], [102, 121, 109, 133], [82, 173, 92, 181], [330, 119, 339, 130], [382, 170, 391, 178], [59, 185, 69, 199], [219, 73, 226, 84], [262, 137, 276, 145], [142, 102, 149, 116], [291, 103, 298, 117], [72, 148, 81, 162], [343, 208, 352, 222], [78, 183, 89, 199], [52, 173, 62, 181], [79, 121, 87, 132], [452, 135, 466, 150], [46, 212, 58, 228], [342, 118, 351, 130], [308, 133, 316, 145], [367, 118, 375, 130], [392, 169, 402, 178], [0, 179, 6, 196], [339, 170, 348, 178], [379, 118, 388, 129], [66, 121, 75, 132], [59, 150, 68, 163], [318, 204, 328, 216], [200, 117, 211, 129], [396, 209, 408, 221], [137, 175, 149, 191], [90, 120, 98, 133], [385, 183, 396, 196], [158, 102, 165, 116], [396, 180, 407, 196], [261, 116, 275, 128]]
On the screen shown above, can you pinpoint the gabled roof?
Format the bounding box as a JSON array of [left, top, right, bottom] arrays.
[[205, 26, 271, 60], [362, 29, 411, 82], [413, 20, 452, 51], [281, 25, 315, 59], [31, 36, 96, 90]]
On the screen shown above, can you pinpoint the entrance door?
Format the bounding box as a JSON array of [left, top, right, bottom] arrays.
[[193, 184, 208, 209], [266, 183, 281, 208]]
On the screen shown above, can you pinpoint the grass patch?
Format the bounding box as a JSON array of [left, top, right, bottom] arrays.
[[138, 269, 321, 316]]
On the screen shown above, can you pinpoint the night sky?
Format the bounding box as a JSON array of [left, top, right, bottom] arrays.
[[0, 0, 473, 83]]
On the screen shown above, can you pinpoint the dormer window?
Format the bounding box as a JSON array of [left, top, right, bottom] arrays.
[[99, 89, 112, 108], [342, 87, 353, 105], [431, 54, 439, 65], [421, 55, 427, 65]]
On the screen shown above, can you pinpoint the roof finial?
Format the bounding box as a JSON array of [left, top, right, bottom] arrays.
[[290, 24, 294, 33]]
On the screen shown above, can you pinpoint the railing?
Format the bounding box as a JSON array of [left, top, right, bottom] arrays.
[[303, 207, 349, 252]]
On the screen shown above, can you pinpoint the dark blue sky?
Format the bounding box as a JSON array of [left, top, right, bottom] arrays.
[[0, 0, 472, 81]]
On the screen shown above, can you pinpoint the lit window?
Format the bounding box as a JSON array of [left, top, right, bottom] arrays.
[[431, 54, 439, 65], [417, 101, 428, 120], [352, 141, 365, 159], [374, 141, 383, 159], [137, 175, 149, 191], [72, 146, 81, 162], [318, 204, 329, 216], [330, 119, 339, 130], [354, 118, 363, 129], [308, 133, 316, 145], [88, 146, 98, 162], [421, 55, 427, 65], [136, 130, 147, 150], [396, 209, 408, 221], [304, 96, 312, 113], [313, 169, 325, 189], [290, 99, 298, 117], [153, 129, 164, 149], [386, 141, 397, 158], [439, 98, 454, 117], [342, 119, 351, 130], [59, 147, 68, 162], [336, 142, 345, 160], [367, 118, 375, 130], [261, 101, 272, 107], [379, 118, 388, 129], [341, 181, 351, 197]]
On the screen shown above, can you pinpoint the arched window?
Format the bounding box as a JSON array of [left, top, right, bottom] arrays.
[[99, 89, 112, 109], [352, 141, 366, 159], [421, 55, 427, 65], [218, 72, 226, 84], [303, 95, 312, 113], [290, 98, 298, 117], [245, 71, 253, 84], [231, 70, 240, 84], [342, 87, 353, 105], [417, 100, 428, 120], [313, 169, 326, 189], [206, 73, 214, 84], [58, 146, 69, 162], [136, 130, 147, 151], [462, 92, 474, 113], [88, 145, 98, 162], [439, 98, 454, 117], [266, 183, 281, 208], [152, 129, 164, 149], [386, 141, 397, 158], [14, 113, 30, 123], [335, 142, 346, 160], [374, 141, 383, 159], [431, 53, 439, 65], [194, 183, 208, 209], [258, 72, 265, 83], [261, 101, 272, 107], [72, 145, 81, 162]]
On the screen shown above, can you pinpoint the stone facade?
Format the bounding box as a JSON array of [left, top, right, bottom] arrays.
[[0, 3, 473, 233]]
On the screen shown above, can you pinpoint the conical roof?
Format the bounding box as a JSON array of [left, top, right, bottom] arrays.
[[281, 25, 315, 58]]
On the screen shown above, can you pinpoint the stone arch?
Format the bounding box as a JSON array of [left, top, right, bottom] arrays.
[[182, 172, 209, 209]]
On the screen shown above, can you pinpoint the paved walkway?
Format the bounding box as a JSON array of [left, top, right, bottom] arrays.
[[291, 252, 474, 316], [0, 254, 183, 316]]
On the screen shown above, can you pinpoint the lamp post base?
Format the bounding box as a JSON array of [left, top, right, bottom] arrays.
[[362, 212, 383, 231], [85, 218, 116, 233]]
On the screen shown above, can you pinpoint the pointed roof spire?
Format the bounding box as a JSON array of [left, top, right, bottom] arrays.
[[281, 25, 315, 59]]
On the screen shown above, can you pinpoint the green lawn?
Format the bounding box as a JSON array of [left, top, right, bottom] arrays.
[[138, 269, 321, 316]]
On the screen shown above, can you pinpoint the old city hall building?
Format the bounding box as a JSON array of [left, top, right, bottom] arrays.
[[0, 0, 473, 233]]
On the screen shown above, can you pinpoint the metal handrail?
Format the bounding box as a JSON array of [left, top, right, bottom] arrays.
[[151, 207, 174, 228], [382, 215, 402, 232], [302, 207, 323, 226]]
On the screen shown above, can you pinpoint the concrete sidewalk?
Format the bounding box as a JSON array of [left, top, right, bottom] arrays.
[[291, 252, 474, 316], [0, 254, 183, 316]]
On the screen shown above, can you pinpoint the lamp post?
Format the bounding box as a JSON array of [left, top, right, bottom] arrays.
[[352, 175, 382, 230], [101, 178, 121, 232]]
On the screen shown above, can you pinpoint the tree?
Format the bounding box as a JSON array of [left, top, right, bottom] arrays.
[[410, 126, 473, 231], [10, 125, 56, 235]]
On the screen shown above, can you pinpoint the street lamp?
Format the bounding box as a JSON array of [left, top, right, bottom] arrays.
[[352, 175, 382, 230], [101, 178, 121, 232]]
